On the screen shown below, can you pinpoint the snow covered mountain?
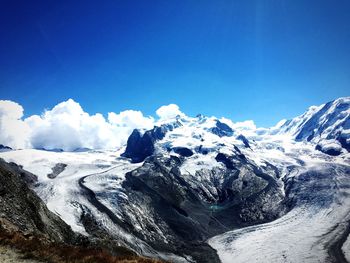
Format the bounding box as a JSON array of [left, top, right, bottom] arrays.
[[0, 97, 349, 263], [273, 97, 350, 155]]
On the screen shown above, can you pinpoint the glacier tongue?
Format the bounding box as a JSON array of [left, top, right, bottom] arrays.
[[209, 163, 350, 263]]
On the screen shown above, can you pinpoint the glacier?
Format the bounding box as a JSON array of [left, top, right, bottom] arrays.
[[0, 97, 349, 262]]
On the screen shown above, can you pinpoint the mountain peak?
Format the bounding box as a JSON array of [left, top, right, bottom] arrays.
[[272, 96, 350, 155]]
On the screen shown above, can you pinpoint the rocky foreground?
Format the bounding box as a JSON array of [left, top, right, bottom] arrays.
[[0, 246, 39, 263], [0, 159, 161, 263]]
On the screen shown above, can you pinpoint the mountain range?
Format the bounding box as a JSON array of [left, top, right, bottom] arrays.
[[0, 97, 349, 263]]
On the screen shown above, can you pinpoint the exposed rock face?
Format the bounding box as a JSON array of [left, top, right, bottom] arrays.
[[118, 153, 285, 262], [195, 145, 210, 155], [35, 148, 64, 152], [0, 159, 77, 244], [237, 134, 250, 148], [210, 120, 234, 137], [172, 147, 193, 157], [122, 123, 182, 163], [5, 162, 38, 185], [315, 144, 342, 156], [0, 145, 12, 151], [121, 129, 158, 163], [215, 153, 236, 169], [47, 163, 67, 179]]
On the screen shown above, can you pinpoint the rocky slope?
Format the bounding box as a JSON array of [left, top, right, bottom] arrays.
[[0, 158, 161, 263], [0, 159, 78, 244], [0, 246, 40, 263]]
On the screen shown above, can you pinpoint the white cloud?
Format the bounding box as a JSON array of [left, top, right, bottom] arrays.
[[231, 120, 257, 131], [0, 100, 24, 119], [156, 104, 184, 121], [219, 117, 257, 131], [218, 118, 257, 137], [23, 99, 156, 151], [1, 99, 183, 151], [25, 99, 106, 151], [0, 100, 31, 149], [108, 110, 154, 129]]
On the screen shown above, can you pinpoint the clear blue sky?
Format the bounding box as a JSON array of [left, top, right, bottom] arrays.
[[0, 0, 349, 127]]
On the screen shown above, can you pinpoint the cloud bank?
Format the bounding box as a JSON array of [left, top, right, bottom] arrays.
[[0, 99, 257, 151], [25, 99, 158, 151], [0, 100, 31, 149], [156, 104, 184, 121], [0, 99, 157, 151]]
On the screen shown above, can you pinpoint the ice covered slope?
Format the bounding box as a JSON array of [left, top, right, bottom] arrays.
[[121, 97, 350, 160], [0, 149, 189, 262], [275, 97, 350, 155], [121, 114, 240, 163], [0, 149, 134, 233], [209, 160, 350, 263]]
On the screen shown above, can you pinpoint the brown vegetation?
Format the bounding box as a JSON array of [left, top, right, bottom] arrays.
[[0, 228, 163, 263]]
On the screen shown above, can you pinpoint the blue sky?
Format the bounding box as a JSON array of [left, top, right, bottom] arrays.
[[0, 0, 349, 127]]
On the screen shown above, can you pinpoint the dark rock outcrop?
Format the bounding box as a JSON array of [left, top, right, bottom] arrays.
[[338, 134, 350, 152], [210, 120, 233, 137], [0, 159, 77, 244], [0, 144, 12, 151], [121, 129, 157, 163], [195, 145, 210, 155], [210, 120, 234, 137], [237, 134, 251, 148], [36, 148, 64, 152], [215, 153, 235, 169], [47, 163, 67, 179], [172, 147, 193, 157], [215, 152, 246, 169], [122, 122, 182, 163], [315, 144, 342, 156], [5, 162, 38, 185]]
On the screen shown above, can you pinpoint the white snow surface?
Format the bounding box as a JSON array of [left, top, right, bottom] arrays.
[[344, 236, 350, 262], [0, 148, 191, 262], [208, 158, 350, 263], [274, 97, 350, 145], [0, 148, 130, 233]]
